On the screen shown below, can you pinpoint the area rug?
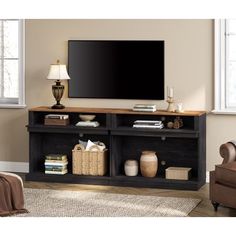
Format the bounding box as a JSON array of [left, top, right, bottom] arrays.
[[17, 188, 201, 217]]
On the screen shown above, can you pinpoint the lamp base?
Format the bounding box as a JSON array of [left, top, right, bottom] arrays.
[[51, 80, 65, 109], [51, 104, 65, 109]]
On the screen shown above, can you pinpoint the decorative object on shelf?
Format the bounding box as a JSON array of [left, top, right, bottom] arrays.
[[76, 114, 99, 127], [173, 119, 180, 129], [165, 167, 192, 180], [85, 139, 106, 151], [176, 103, 184, 113], [140, 151, 158, 177], [76, 121, 100, 127], [177, 117, 183, 127], [167, 121, 174, 129], [124, 160, 139, 176], [72, 144, 108, 176], [173, 117, 183, 129], [79, 114, 96, 122], [47, 59, 70, 109], [79, 139, 105, 149], [133, 104, 157, 112], [133, 120, 164, 129], [166, 87, 175, 112], [166, 117, 183, 129]]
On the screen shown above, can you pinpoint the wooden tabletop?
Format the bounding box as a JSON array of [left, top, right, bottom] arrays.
[[29, 106, 206, 116]]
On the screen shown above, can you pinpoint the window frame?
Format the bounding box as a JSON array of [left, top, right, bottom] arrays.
[[213, 19, 236, 114], [0, 19, 25, 109]]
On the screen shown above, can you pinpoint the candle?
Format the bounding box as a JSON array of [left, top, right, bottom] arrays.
[[168, 87, 174, 98]]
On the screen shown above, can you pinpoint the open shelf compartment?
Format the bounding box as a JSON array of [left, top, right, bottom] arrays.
[[29, 132, 111, 177], [29, 111, 109, 128], [112, 114, 195, 130], [111, 135, 198, 180]]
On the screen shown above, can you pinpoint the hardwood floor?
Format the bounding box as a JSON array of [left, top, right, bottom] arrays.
[[20, 174, 236, 217]]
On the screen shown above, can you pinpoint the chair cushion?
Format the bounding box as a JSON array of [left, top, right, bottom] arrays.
[[215, 162, 236, 188]]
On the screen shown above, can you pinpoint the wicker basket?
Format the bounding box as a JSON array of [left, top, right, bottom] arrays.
[[72, 144, 108, 176]]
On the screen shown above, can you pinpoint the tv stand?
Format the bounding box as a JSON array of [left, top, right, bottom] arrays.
[[26, 106, 206, 190]]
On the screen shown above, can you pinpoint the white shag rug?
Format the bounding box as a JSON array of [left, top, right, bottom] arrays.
[[17, 188, 201, 217]]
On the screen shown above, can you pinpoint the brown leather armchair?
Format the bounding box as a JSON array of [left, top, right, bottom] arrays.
[[210, 141, 236, 211]]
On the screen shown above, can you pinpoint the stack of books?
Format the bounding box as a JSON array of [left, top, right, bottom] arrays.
[[133, 120, 164, 129], [44, 114, 69, 126], [132, 104, 157, 112], [44, 154, 68, 175]]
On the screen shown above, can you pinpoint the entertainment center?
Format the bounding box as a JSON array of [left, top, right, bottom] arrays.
[[26, 106, 206, 190]]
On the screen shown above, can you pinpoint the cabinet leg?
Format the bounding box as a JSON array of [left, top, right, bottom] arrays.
[[211, 201, 219, 211]]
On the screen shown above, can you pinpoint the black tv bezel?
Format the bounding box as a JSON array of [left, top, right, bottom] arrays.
[[68, 39, 165, 100]]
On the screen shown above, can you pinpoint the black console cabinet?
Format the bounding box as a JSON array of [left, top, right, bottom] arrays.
[[26, 107, 206, 190]]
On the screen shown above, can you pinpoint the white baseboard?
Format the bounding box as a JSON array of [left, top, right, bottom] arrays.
[[0, 161, 29, 173]]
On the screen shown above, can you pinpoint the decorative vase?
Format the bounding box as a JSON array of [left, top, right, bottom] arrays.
[[124, 160, 139, 176], [140, 151, 158, 177]]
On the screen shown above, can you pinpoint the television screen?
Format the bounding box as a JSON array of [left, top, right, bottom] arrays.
[[68, 40, 164, 99]]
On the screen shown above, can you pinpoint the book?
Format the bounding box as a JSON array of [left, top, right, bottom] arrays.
[[45, 169, 68, 175], [134, 120, 162, 125], [44, 159, 68, 163], [44, 161, 68, 167], [45, 154, 67, 161], [133, 124, 164, 129], [132, 108, 157, 112], [134, 104, 156, 109], [44, 160, 68, 166], [45, 114, 69, 120], [45, 166, 67, 171]]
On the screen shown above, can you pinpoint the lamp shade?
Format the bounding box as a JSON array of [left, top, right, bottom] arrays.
[[47, 64, 70, 80]]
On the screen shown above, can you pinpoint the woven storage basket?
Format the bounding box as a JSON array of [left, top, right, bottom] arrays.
[[72, 144, 108, 176]]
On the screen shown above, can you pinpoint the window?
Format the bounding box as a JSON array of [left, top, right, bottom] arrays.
[[214, 19, 236, 114], [0, 19, 25, 108]]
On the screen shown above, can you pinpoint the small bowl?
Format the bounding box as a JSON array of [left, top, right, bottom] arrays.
[[79, 114, 96, 122]]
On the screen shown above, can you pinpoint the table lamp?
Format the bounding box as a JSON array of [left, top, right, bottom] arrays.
[[47, 60, 70, 109]]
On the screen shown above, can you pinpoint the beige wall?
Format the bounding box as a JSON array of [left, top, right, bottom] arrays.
[[0, 19, 234, 172]]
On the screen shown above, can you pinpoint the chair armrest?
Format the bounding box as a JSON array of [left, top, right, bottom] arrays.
[[220, 142, 236, 164]]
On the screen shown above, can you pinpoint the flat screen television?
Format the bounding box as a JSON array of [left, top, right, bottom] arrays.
[[68, 40, 164, 99]]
